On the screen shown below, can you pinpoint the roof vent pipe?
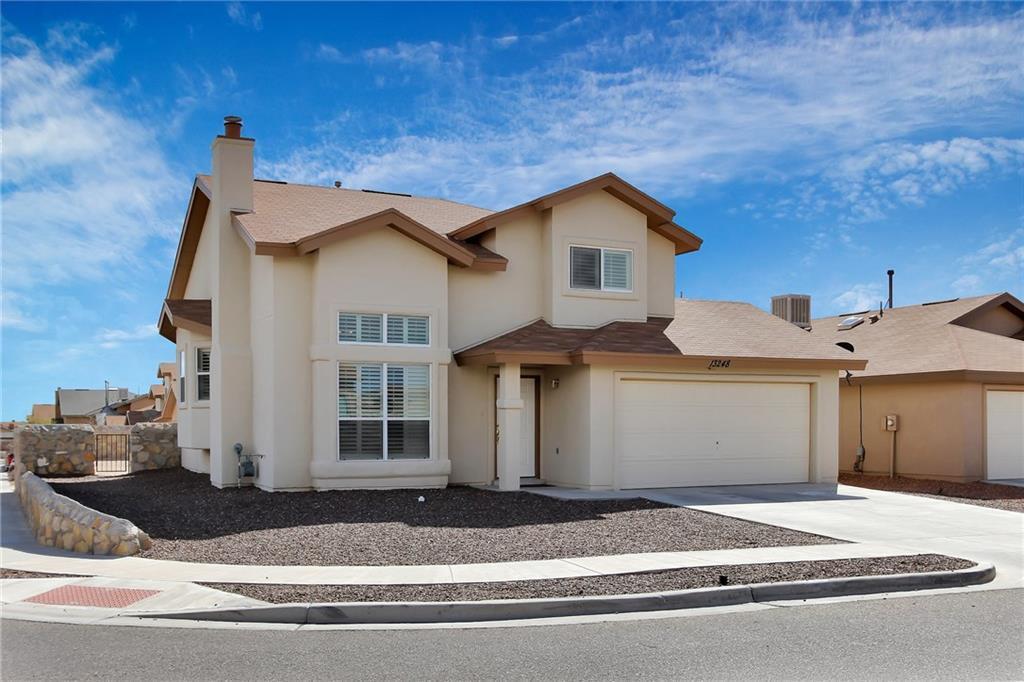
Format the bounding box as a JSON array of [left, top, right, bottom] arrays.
[[886, 269, 895, 309], [223, 115, 243, 138]]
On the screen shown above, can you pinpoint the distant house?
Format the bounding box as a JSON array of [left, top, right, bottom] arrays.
[[27, 404, 55, 424], [54, 387, 135, 425], [153, 362, 178, 423], [804, 293, 1024, 482]]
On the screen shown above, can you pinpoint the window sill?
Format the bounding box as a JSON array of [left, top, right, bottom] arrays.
[[563, 288, 639, 302], [310, 458, 450, 480]]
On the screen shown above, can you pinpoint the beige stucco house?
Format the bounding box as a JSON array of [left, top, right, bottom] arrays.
[[157, 116, 864, 492], [808, 293, 1024, 482]]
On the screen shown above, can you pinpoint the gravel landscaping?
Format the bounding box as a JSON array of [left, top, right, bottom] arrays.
[[204, 554, 974, 603], [840, 473, 1024, 513], [48, 469, 842, 566]]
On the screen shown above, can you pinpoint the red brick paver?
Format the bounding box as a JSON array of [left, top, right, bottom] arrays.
[[24, 585, 161, 608]]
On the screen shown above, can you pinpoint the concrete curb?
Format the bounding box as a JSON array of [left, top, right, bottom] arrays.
[[142, 562, 995, 625]]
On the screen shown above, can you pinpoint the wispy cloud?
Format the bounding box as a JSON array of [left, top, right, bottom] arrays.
[[1, 26, 182, 331], [832, 284, 887, 315], [264, 6, 1024, 214], [226, 2, 262, 31], [96, 323, 158, 349], [951, 229, 1024, 295]]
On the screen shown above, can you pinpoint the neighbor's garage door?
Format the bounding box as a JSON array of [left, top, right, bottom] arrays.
[[986, 390, 1024, 480], [615, 378, 810, 489]]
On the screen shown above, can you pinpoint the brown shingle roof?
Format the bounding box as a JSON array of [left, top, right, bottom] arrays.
[[456, 300, 865, 369], [205, 176, 494, 245], [808, 293, 1024, 379]]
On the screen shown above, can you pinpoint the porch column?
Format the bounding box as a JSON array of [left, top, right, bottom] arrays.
[[496, 362, 523, 491]]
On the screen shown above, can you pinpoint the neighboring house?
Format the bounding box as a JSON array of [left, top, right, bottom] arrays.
[[804, 293, 1024, 482], [153, 361, 179, 423], [27, 404, 55, 424], [54, 388, 135, 425], [157, 116, 863, 492]]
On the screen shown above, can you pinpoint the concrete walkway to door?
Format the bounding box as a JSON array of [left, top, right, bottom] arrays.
[[529, 483, 1024, 591]]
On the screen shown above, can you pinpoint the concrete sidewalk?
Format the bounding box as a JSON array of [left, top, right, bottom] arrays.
[[533, 482, 1024, 591]]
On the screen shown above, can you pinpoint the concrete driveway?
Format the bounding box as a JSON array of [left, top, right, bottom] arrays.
[[534, 482, 1024, 591]]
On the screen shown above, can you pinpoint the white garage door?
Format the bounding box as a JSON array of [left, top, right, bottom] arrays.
[[986, 390, 1024, 480], [615, 378, 810, 489]]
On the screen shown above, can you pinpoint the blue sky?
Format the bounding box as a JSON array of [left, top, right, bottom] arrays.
[[2, 2, 1022, 420]]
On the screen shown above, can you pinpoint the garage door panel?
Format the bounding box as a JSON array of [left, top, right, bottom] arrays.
[[986, 390, 1024, 480], [615, 378, 810, 489]]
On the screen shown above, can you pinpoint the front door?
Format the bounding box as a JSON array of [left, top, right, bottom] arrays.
[[496, 376, 538, 478]]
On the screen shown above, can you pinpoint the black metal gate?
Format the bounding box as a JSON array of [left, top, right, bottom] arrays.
[[94, 433, 130, 474]]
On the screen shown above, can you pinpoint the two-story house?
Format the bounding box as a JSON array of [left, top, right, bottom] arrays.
[[158, 116, 864, 492]]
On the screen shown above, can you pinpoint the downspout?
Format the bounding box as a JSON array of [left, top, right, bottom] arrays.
[[846, 371, 866, 473]]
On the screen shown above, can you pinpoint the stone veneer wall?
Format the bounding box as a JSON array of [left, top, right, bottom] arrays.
[[15, 472, 152, 555], [130, 423, 180, 471], [13, 423, 180, 475], [14, 425, 96, 475]]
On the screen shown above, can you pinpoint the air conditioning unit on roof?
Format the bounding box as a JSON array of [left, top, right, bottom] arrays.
[[771, 294, 812, 329]]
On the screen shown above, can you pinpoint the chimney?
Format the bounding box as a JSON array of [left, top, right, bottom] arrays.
[[223, 115, 243, 138], [211, 114, 254, 213], [771, 294, 812, 330], [886, 269, 895, 309]]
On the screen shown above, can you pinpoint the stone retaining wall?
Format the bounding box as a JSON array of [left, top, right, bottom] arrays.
[[15, 472, 152, 556], [14, 425, 96, 475], [130, 423, 180, 471], [13, 423, 180, 475]]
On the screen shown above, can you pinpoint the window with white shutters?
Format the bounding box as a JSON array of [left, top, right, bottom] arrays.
[[601, 249, 632, 291], [338, 313, 383, 344], [569, 245, 633, 293], [339, 313, 429, 346], [179, 349, 186, 405], [195, 348, 211, 401], [338, 362, 430, 460], [386, 315, 430, 345], [570, 246, 601, 290]]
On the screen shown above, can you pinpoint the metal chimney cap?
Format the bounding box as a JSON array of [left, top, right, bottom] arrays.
[[223, 116, 243, 138]]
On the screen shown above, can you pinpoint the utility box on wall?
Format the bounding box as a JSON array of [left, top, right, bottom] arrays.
[[883, 414, 899, 432]]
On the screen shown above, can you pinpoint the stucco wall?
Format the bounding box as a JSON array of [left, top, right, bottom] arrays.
[[546, 191, 650, 328], [541, 365, 592, 487], [839, 380, 985, 481], [308, 228, 452, 489], [646, 230, 676, 318], [448, 214, 545, 350], [249, 253, 314, 491], [16, 472, 151, 556], [447, 363, 494, 484]]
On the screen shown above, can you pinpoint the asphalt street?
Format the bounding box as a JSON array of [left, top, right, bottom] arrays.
[[2, 589, 1022, 681]]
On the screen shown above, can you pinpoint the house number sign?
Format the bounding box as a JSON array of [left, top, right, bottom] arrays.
[[707, 359, 731, 369]]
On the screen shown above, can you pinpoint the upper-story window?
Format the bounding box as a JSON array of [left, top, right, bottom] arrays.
[[195, 348, 211, 401], [338, 312, 429, 346], [569, 245, 633, 293]]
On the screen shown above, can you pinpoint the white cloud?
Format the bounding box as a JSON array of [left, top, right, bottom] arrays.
[[226, 2, 262, 30], [952, 229, 1024, 295], [96, 323, 158, 349], [1, 291, 47, 332], [1, 27, 183, 321], [821, 138, 1024, 222], [263, 8, 1024, 212], [832, 284, 886, 314], [952, 274, 983, 295]]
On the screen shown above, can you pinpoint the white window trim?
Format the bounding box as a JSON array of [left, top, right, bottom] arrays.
[[568, 244, 634, 293], [337, 312, 431, 347], [336, 361, 432, 461], [195, 347, 211, 404], [178, 349, 187, 406]]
